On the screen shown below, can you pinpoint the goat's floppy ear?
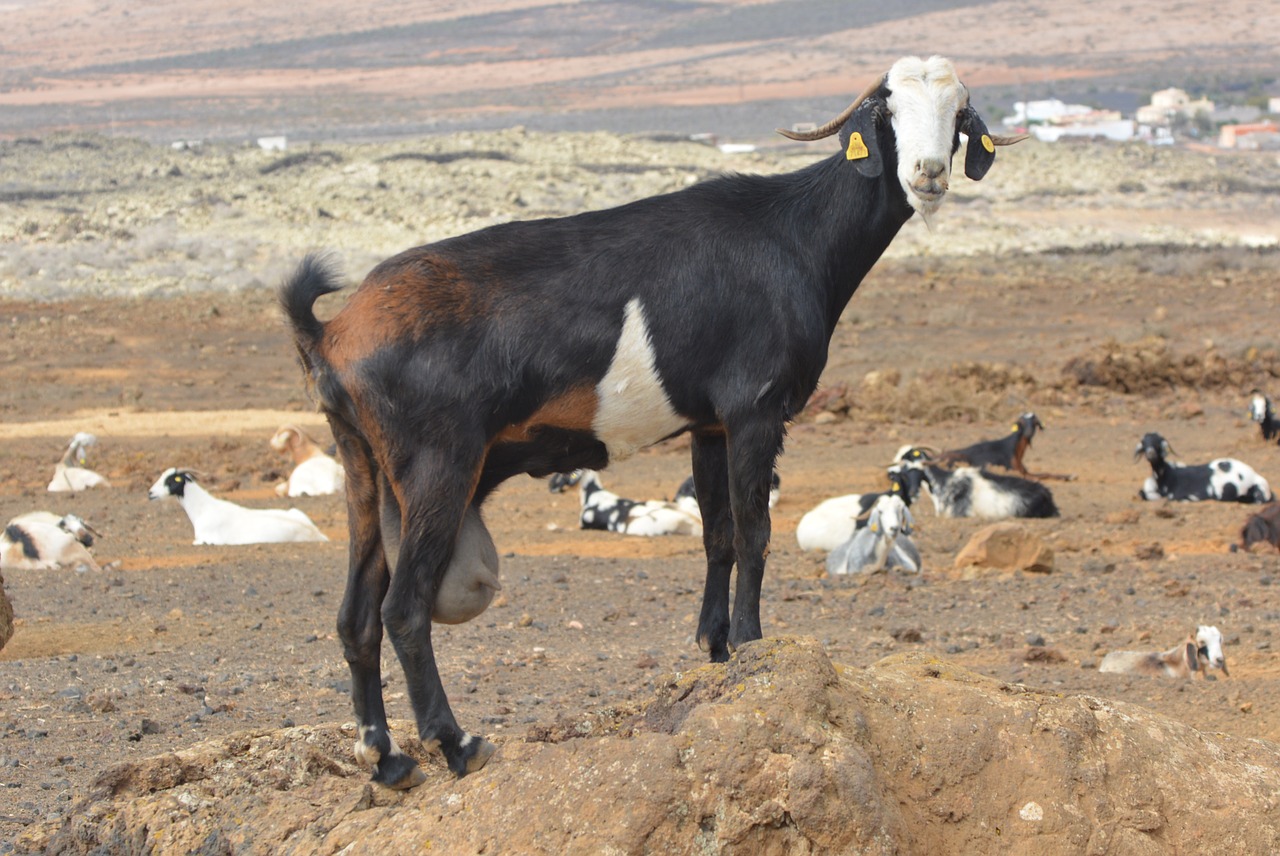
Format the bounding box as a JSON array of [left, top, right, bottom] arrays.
[[839, 100, 884, 178], [958, 106, 996, 181]]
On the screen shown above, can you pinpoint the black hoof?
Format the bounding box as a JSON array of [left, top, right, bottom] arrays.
[[448, 735, 498, 778], [372, 751, 427, 790]]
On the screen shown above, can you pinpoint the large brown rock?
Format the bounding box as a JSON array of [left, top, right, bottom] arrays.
[[0, 570, 13, 652], [953, 521, 1055, 575], [24, 637, 1280, 855]]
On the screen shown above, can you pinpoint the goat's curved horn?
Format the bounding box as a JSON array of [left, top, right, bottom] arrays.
[[987, 131, 1031, 146], [776, 74, 886, 141]]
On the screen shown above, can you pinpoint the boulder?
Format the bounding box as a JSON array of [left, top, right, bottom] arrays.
[[953, 521, 1054, 575], [23, 637, 1280, 855]]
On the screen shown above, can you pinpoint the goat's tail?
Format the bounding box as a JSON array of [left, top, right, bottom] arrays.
[[279, 253, 343, 355]]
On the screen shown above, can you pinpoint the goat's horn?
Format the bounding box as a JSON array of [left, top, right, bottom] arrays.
[[987, 132, 1031, 146], [776, 74, 886, 141]]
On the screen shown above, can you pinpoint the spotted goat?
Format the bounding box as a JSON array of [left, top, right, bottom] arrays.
[[280, 55, 1026, 787]]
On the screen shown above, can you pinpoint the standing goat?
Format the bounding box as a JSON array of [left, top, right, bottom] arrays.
[[825, 493, 921, 575], [1135, 432, 1272, 503], [1250, 391, 1278, 443], [47, 432, 109, 492], [270, 424, 346, 497], [280, 55, 1024, 786]]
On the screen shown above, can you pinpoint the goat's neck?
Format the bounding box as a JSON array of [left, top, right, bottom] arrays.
[[178, 482, 221, 514]]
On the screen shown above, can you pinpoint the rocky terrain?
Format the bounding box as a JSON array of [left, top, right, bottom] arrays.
[[1, 132, 1280, 853]]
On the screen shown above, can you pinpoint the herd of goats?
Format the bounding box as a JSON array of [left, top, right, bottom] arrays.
[[2, 391, 1277, 684]]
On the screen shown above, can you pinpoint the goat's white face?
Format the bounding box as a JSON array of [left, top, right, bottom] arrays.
[[884, 56, 967, 221], [869, 494, 911, 539], [1195, 625, 1228, 673], [1250, 393, 1270, 423]]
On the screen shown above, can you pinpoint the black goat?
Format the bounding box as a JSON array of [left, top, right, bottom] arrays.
[[1238, 503, 1280, 552], [935, 412, 1075, 481], [280, 55, 1024, 787], [1135, 432, 1272, 503]]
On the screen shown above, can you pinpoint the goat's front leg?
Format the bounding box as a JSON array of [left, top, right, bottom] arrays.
[[692, 431, 734, 661], [726, 423, 784, 652], [383, 450, 497, 778], [334, 432, 424, 789]]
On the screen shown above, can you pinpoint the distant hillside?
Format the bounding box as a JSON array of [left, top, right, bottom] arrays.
[[0, 0, 1275, 142]]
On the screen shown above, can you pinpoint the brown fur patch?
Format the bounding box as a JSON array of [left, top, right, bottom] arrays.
[[322, 254, 492, 368], [494, 387, 600, 444]]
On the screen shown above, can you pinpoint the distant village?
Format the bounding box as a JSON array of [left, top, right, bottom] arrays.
[[1003, 88, 1280, 149]]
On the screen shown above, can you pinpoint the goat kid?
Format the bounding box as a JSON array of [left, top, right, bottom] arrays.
[[825, 493, 921, 575], [796, 466, 924, 551], [1099, 625, 1229, 678], [48, 432, 109, 492], [270, 424, 346, 497], [1135, 432, 1272, 503], [1, 511, 101, 573], [550, 470, 702, 536], [148, 468, 329, 545], [281, 55, 1024, 786]]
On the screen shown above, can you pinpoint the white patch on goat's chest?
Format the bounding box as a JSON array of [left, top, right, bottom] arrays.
[[593, 298, 686, 460]]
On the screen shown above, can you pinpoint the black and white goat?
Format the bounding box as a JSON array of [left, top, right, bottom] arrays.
[[1, 511, 101, 573], [47, 432, 109, 492], [1099, 625, 1229, 678], [1134, 432, 1272, 503], [674, 470, 780, 519], [148, 468, 330, 545], [549, 469, 702, 536], [1250, 391, 1278, 443], [280, 55, 1024, 786], [895, 448, 1059, 519], [796, 466, 924, 551], [825, 493, 921, 575]]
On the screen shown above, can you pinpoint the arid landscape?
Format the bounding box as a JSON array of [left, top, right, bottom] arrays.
[[3, 0, 1280, 852]]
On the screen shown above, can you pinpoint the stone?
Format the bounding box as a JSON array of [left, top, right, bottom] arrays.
[[952, 522, 1054, 575]]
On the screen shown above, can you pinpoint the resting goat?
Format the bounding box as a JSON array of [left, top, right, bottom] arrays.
[[1, 511, 101, 573], [1099, 625, 1229, 678], [280, 55, 1024, 786], [1237, 502, 1280, 552], [1250, 391, 1278, 443], [796, 466, 925, 552], [270, 424, 346, 497], [674, 470, 780, 518], [934, 412, 1074, 481], [825, 493, 921, 575], [47, 432, 109, 492], [549, 469, 702, 536], [148, 468, 329, 545], [896, 449, 1059, 519], [1134, 432, 1272, 503]]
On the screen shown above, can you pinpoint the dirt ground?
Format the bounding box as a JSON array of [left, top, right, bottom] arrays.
[[2, 247, 1279, 841]]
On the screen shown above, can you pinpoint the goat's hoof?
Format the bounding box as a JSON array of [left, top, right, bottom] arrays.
[[461, 737, 498, 776], [372, 752, 427, 790]]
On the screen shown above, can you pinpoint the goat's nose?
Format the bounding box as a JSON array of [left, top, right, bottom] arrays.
[[917, 158, 947, 179]]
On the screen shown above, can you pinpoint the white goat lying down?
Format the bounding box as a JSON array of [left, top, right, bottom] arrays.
[[270, 424, 346, 497], [826, 494, 921, 575], [1099, 625, 1229, 678], [48, 432, 110, 492], [549, 470, 702, 536], [1, 511, 102, 572], [148, 467, 329, 545]]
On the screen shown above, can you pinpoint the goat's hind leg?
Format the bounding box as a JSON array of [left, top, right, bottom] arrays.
[[382, 447, 497, 778], [333, 429, 425, 789]]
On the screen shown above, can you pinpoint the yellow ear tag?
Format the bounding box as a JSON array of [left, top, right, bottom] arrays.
[[981, 134, 994, 154], [870, 521, 879, 533], [1010, 424, 1018, 432], [845, 132, 869, 161]]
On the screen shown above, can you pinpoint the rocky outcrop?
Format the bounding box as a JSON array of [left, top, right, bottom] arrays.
[[953, 521, 1055, 575], [26, 637, 1280, 855]]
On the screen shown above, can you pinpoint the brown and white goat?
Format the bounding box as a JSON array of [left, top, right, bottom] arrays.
[[1099, 626, 1229, 678], [270, 424, 345, 497], [280, 55, 1025, 788]]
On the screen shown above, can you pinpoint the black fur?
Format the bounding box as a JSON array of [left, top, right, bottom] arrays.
[[5, 524, 39, 560]]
